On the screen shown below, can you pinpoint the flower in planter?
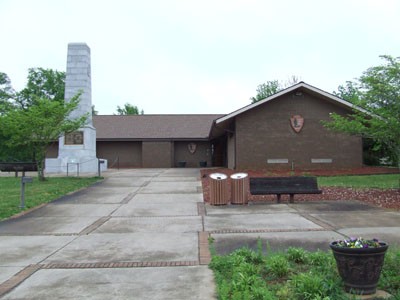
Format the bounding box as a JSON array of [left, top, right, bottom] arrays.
[[330, 237, 389, 295], [335, 237, 381, 248]]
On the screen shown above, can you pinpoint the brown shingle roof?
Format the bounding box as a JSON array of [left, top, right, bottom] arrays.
[[93, 114, 223, 140]]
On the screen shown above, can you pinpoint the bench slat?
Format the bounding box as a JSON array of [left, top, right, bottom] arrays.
[[249, 176, 322, 203], [250, 189, 322, 195], [0, 162, 38, 173]]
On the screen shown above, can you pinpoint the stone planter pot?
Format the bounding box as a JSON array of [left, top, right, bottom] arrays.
[[330, 241, 389, 295]]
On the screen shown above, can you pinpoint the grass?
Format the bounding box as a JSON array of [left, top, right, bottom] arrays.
[[318, 174, 399, 189], [209, 243, 400, 299], [0, 176, 102, 220]]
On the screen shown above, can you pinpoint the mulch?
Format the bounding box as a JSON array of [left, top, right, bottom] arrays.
[[200, 167, 400, 210]]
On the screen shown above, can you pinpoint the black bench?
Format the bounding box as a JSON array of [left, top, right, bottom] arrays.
[[250, 176, 322, 203], [0, 162, 37, 177]]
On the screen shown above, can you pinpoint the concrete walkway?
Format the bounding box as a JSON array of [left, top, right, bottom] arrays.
[[1, 169, 400, 299], [209, 201, 400, 255], [0, 169, 215, 299]]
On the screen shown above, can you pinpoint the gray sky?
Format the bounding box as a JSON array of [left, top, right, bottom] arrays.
[[1, 0, 399, 115]]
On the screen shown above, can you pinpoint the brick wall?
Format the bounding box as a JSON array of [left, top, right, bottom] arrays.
[[227, 134, 235, 169], [96, 141, 142, 168], [174, 141, 211, 167], [235, 91, 363, 170], [142, 141, 173, 168]]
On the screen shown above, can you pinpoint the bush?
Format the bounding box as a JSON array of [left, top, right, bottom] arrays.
[[286, 247, 307, 264], [307, 250, 329, 267], [210, 248, 273, 300], [290, 272, 332, 300], [265, 254, 290, 278]]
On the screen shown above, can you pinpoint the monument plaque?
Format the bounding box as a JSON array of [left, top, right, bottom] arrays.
[[65, 131, 84, 145]]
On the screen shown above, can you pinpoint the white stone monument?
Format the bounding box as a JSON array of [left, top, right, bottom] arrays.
[[45, 43, 107, 174]]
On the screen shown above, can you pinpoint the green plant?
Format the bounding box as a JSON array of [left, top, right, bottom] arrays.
[[307, 250, 334, 269], [257, 237, 264, 256], [380, 250, 400, 293], [275, 285, 291, 299], [210, 248, 274, 300], [208, 237, 217, 257], [287, 247, 307, 263], [265, 254, 290, 278], [234, 247, 264, 265], [290, 272, 329, 300]]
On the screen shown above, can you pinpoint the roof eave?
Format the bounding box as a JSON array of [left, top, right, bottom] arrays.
[[96, 137, 210, 142]]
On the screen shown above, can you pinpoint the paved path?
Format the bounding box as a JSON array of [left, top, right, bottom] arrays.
[[0, 169, 215, 299], [209, 200, 400, 255], [1, 169, 400, 299]]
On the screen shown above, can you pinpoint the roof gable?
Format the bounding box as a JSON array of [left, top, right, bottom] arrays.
[[216, 82, 367, 124]]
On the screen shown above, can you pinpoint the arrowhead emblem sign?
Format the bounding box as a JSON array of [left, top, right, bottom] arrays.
[[188, 142, 197, 154], [290, 115, 304, 133]]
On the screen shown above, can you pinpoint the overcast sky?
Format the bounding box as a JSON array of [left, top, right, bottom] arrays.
[[1, 0, 399, 115]]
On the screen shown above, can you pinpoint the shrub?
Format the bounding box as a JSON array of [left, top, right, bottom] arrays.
[[210, 248, 274, 300], [265, 254, 290, 278], [286, 247, 307, 264], [234, 247, 264, 265], [290, 272, 329, 300]]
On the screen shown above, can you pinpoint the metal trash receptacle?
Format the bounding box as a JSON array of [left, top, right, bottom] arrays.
[[230, 173, 249, 205], [209, 173, 229, 205]]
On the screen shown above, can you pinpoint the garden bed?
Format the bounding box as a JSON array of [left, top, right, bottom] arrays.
[[209, 244, 400, 299], [201, 167, 400, 210]]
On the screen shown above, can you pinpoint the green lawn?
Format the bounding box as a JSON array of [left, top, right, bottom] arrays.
[[0, 176, 102, 220], [318, 174, 399, 189]]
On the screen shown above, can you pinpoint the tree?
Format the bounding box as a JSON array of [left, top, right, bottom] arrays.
[[250, 81, 280, 103], [0, 69, 70, 164], [0, 93, 87, 181], [250, 76, 300, 103], [15, 68, 65, 108], [116, 103, 142, 115], [0, 72, 22, 161], [0, 68, 87, 179], [0, 72, 15, 114], [333, 81, 362, 104], [283, 75, 301, 88], [325, 55, 400, 169]]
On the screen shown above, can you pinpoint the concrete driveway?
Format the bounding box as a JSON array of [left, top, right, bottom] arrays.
[[1, 169, 400, 299]]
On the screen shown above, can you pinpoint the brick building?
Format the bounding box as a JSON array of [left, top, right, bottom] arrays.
[[47, 82, 364, 170]]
